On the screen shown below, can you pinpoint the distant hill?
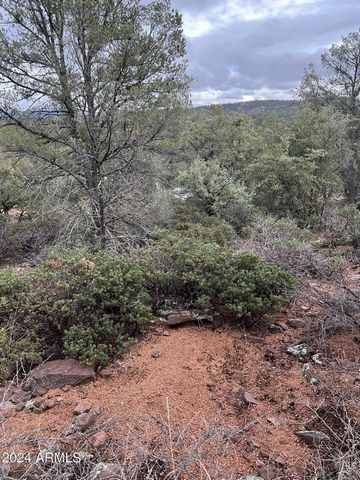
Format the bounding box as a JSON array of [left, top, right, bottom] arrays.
[[195, 100, 301, 119]]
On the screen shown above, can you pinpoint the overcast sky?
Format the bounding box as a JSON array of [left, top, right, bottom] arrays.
[[171, 0, 360, 106]]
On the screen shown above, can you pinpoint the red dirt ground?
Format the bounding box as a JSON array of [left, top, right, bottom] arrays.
[[1, 270, 359, 479]]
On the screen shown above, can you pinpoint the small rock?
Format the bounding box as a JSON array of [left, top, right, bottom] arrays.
[[267, 417, 286, 426], [91, 430, 108, 448], [33, 386, 48, 397], [89, 463, 122, 480], [99, 368, 113, 379], [296, 430, 330, 447], [73, 412, 98, 432], [73, 400, 92, 415], [244, 392, 260, 405], [15, 401, 26, 412], [312, 353, 323, 365], [45, 399, 57, 409], [288, 318, 307, 328], [268, 324, 283, 332], [287, 343, 314, 359], [151, 351, 163, 358], [62, 385, 72, 392], [25, 397, 46, 412], [275, 321, 288, 331]]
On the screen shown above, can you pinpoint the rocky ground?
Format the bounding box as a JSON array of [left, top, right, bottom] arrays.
[[0, 263, 359, 479]]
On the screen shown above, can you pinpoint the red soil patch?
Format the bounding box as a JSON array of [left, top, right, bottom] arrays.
[[1, 324, 318, 479]]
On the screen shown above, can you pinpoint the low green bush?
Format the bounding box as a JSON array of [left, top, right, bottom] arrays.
[[145, 226, 293, 323], [0, 250, 153, 375]]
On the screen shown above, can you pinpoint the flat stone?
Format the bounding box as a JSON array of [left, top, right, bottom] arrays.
[[151, 351, 163, 358], [288, 318, 307, 328], [296, 430, 330, 447], [99, 368, 113, 378], [244, 392, 260, 405], [162, 310, 213, 327], [28, 359, 95, 390]]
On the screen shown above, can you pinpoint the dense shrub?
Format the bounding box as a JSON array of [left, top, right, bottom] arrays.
[[153, 214, 236, 247], [0, 251, 153, 374], [145, 226, 293, 323]]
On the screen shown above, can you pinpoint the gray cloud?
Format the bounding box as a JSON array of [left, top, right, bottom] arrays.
[[171, 0, 360, 105]]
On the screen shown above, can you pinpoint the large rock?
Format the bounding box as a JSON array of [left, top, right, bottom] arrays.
[[27, 359, 95, 390]]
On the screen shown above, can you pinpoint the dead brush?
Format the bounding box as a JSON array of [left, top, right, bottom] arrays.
[[0, 406, 251, 480], [304, 398, 360, 480]]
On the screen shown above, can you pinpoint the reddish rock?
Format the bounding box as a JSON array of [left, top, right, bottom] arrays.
[[28, 359, 95, 390], [73, 412, 97, 432], [33, 386, 48, 397], [45, 399, 57, 409], [73, 400, 92, 415], [15, 401, 26, 412], [91, 430, 108, 448]]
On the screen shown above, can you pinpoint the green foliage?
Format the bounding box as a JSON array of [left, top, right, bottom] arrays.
[[145, 226, 293, 323], [161, 206, 237, 246], [0, 251, 153, 373], [0, 269, 42, 381]]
